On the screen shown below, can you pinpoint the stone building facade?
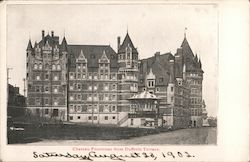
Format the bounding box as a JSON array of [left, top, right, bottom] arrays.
[[26, 30, 203, 127]]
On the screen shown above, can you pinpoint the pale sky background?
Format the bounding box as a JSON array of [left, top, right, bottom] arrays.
[[6, 4, 218, 116]]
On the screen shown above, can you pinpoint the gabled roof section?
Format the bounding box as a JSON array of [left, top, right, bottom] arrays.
[[129, 91, 159, 100], [67, 45, 117, 68], [26, 39, 33, 51], [99, 50, 110, 63], [76, 49, 87, 63], [38, 33, 59, 47], [139, 52, 174, 86], [118, 33, 138, 54], [181, 37, 194, 58], [61, 37, 68, 52]]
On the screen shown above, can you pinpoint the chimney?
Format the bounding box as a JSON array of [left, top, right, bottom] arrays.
[[154, 52, 160, 62], [117, 36, 121, 52], [51, 31, 54, 37], [42, 30, 45, 39]]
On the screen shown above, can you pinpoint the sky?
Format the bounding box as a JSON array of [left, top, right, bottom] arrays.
[[6, 4, 218, 116]]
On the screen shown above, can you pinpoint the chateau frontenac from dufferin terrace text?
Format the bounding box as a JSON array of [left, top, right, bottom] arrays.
[[26, 30, 205, 129]]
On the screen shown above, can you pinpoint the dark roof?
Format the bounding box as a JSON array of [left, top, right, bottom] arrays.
[[26, 39, 33, 51], [67, 45, 118, 69], [61, 37, 68, 52], [139, 53, 175, 86], [118, 33, 138, 54], [178, 37, 203, 72], [38, 34, 59, 47]]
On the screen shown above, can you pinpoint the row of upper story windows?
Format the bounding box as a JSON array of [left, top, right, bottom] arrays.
[[191, 108, 202, 116], [33, 63, 61, 71], [190, 97, 202, 104], [189, 80, 202, 85], [31, 85, 61, 93], [69, 83, 116, 91], [33, 73, 61, 81], [69, 104, 116, 113], [189, 73, 202, 77], [69, 72, 116, 80], [34, 97, 60, 106], [69, 93, 117, 101], [191, 88, 202, 95]]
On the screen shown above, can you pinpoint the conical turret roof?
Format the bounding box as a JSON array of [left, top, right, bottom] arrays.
[[118, 33, 138, 54], [26, 39, 33, 51], [61, 37, 68, 51]]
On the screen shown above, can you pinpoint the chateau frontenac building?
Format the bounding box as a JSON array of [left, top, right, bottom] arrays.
[[26, 30, 203, 128]]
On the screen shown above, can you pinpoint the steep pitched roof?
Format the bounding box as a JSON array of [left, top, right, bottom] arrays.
[[26, 39, 33, 51], [67, 45, 117, 69], [61, 37, 68, 52], [38, 34, 59, 47], [118, 33, 138, 54], [139, 53, 175, 87]]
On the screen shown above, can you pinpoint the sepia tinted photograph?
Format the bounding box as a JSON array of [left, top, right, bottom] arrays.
[[6, 3, 218, 146]]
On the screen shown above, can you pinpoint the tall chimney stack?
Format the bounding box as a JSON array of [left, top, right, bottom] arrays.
[[117, 36, 121, 52], [51, 31, 54, 37], [42, 30, 45, 39]]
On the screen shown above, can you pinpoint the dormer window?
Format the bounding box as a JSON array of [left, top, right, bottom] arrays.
[[147, 80, 155, 88]]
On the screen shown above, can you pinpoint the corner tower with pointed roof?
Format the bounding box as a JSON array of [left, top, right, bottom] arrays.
[[26, 30, 68, 121], [176, 35, 204, 127], [116, 32, 139, 113]]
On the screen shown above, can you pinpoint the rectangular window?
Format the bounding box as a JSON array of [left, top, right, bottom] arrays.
[[171, 87, 174, 92], [112, 106, 116, 111], [35, 98, 40, 105], [69, 116, 73, 120], [70, 72, 74, 79], [82, 74, 86, 79], [104, 116, 108, 120], [88, 116, 92, 120], [88, 73, 92, 79], [131, 119, 134, 126], [87, 94, 92, 101], [35, 86, 40, 92], [53, 98, 58, 106], [45, 98, 49, 105], [36, 108, 40, 115], [53, 86, 58, 93], [45, 74, 49, 80], [77, 94, 81, 100], [93, 116, 97, 120], [78, 84, 81, 90], [77, 73, 81, 79], [45, 109, 49, 115], [52, 109, 58, 116], [94, 73, 98, 80]]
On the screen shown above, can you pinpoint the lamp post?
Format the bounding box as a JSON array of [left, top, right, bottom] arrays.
[[154, 100, 159, 128]]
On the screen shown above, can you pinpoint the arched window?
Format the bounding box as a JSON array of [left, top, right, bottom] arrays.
[[52, 64, 56, 70], [57, 64, 61, 70], [39, 64, 42, 70], [34, 64, 38, 69], [45, 63, 49, 70]]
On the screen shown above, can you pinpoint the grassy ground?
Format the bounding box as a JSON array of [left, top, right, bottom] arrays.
[[8, 123, 162, 144]]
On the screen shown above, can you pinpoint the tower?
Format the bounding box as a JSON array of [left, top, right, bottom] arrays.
[[180, 35, 204, 127], [117, 32, 139, 113], [26, 30, 67, 121]]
